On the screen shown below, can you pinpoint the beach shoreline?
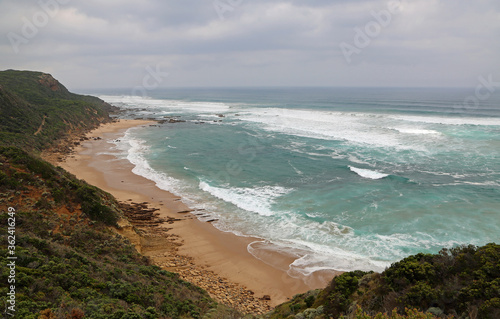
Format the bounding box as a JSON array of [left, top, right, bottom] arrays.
[[55, 119, 339, 312]]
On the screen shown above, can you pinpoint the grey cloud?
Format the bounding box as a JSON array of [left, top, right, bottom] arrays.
[[0, 0, 499, 89]]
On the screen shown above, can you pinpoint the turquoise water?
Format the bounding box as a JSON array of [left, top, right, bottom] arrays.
[[95, 88, 500, 275]]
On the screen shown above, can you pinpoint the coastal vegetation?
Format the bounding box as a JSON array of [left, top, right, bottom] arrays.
[[0, 147, 219, 318], [0, 69, 116, 151], [268, 244, 500, 318], [0, 70, 498, 318]]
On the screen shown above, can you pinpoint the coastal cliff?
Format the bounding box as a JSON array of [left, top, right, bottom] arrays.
[[0, 70, 116, 152], [0, 70, 498, 319]]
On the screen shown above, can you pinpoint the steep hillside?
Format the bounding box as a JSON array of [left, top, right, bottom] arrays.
[[0, 70, 116, 151], [0, 147, 222, 318]]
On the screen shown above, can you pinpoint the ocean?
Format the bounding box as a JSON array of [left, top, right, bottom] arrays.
[[86, 87, 500, 276]]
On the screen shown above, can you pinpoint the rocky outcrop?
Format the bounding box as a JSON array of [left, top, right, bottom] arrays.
[[38, 73, 62, 91]]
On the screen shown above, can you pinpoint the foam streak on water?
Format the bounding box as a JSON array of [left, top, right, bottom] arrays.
[[94, 87, 500, 276]]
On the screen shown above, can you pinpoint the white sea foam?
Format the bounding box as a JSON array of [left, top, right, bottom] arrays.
[[388, 114, 500, 126], [419, 170, 468, 179], [113, 130, 184, 196], [279, 228, 472, 275], [459, 181, 500, 187], [99, 95, 166, 108], [287, 244, 390, 275], [347, 154, 371, 165], [100, 95, 232, 114], [247, 236, 390, 275], [394, 128, 441, 135], [167, 101, 231, 113], [288, 161, 303, 175], [349, 166, 389, 180], [199, 182, 292, 216], [239, 108, 433, 151], [235, 211, 401, 274]]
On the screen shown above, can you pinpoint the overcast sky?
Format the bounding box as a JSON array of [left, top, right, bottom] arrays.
[[1, 0, 499, 90]]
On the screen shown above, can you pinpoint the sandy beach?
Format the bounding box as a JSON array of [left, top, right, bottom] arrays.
[[56, 119, 339, 313]]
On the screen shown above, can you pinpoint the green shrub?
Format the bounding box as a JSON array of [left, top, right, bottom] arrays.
[[0, 145, 216, 319], [322, 271, 369, 317]]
